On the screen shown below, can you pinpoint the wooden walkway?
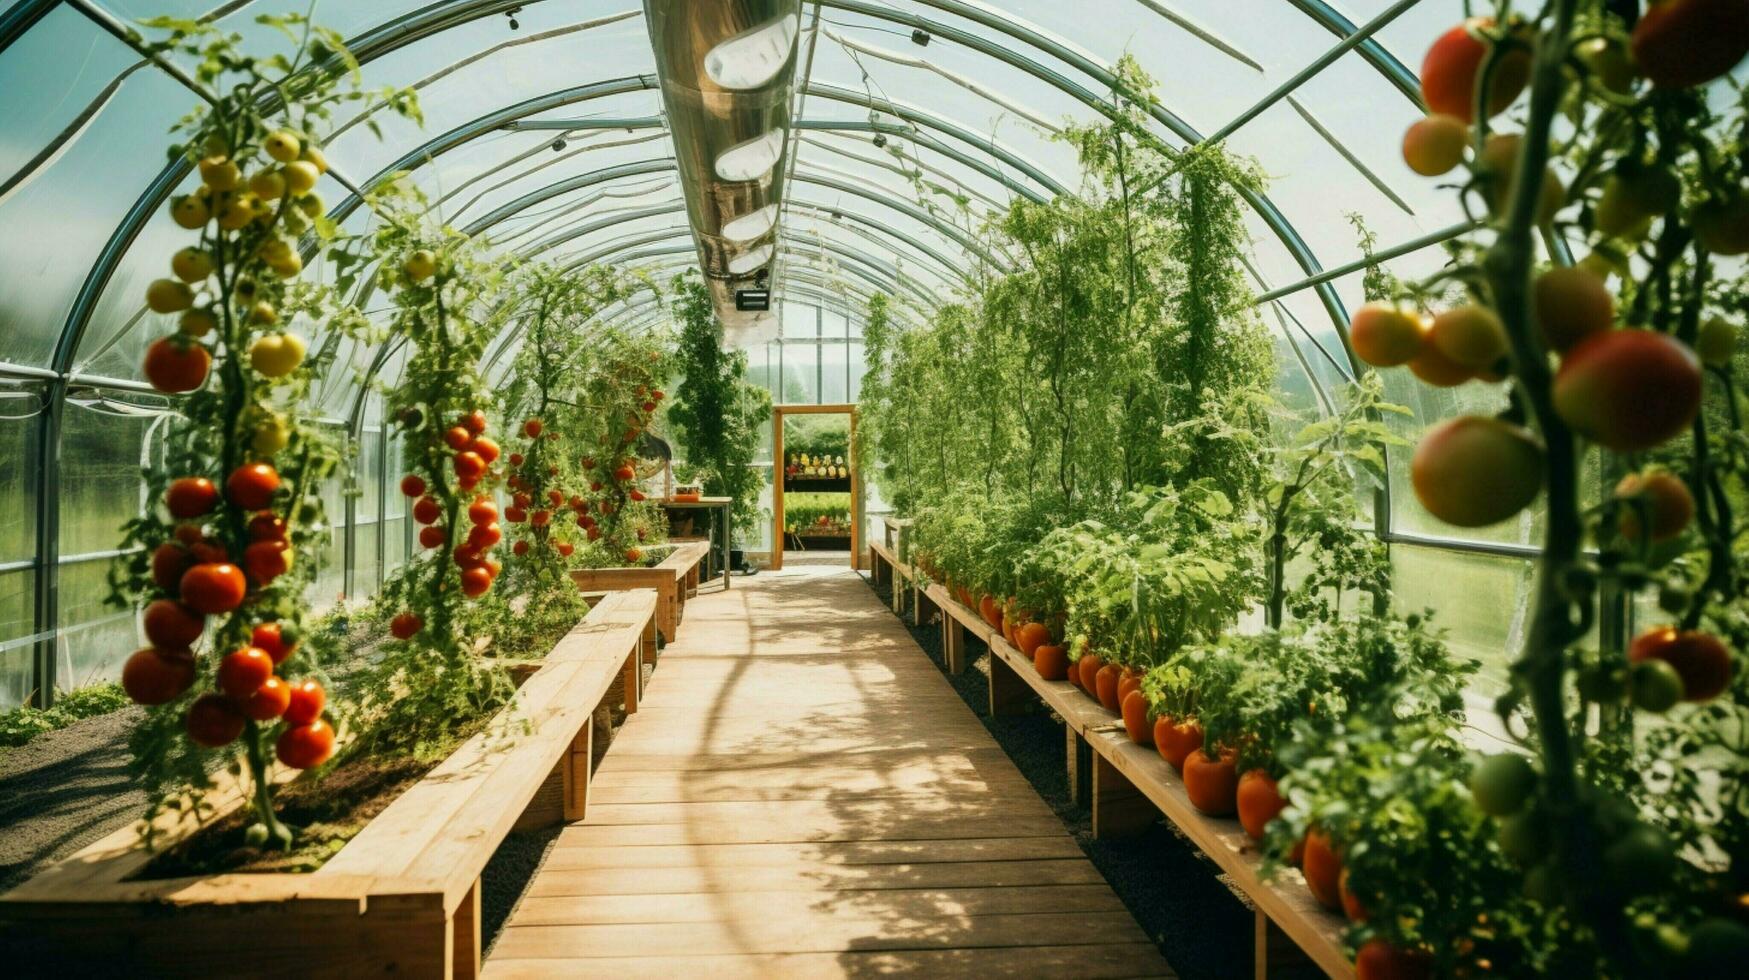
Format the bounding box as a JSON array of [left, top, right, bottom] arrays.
[[484, 565, 1172, 979]]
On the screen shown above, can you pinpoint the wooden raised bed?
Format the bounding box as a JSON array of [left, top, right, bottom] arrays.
[[569, 539, 711, 644], [867, 538, 934, 627], [921, 583, 1354, 980], [0, 588, 660, 978]]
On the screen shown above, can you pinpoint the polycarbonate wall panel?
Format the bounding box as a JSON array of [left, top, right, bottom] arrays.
[[0, 568, 33, 705], [0, 393, 39, 562]]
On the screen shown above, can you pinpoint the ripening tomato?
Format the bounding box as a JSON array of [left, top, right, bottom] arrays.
[[400, 474, 426, 497], [1553, 330, 1702, 451], [523, 418, 544, 438], [1353, 939, 1431, 980], [556, 542, 574, 557], [186, 694, 245, 747], [226, 463, 280, 510], [243, 539, 292, 584], [180, 562, 246, 614], [166, 477, 219, 518], [468, 497, 498, 525], [582, 456, 597, 470], [1407, 334, 1476, 388], [403, 249, 437, 282], [461, 566, 493, 598], [252, 622, 297, 664], [418, 524, 446, 549], [143, 598, 205, 648], [413, 496, 441, 525], [283, 679, 325, 726], [444, 426, 473, 451], [624, 547, 643, 563], [1534, 266, 1614, 352], [390, 611, 422, 640], [1348, 303, 1424, 367], [512, 540, 530, 556], [453, 451, 486, 480], [468, 523, 502, 550], [509, 453, 525, 467], [473, 437, 501, 465], [1692, 195, 1749, 255], [1698, 316, 1738, 367], [1479, 134, 1565, 224], [1421, 18, 1530, 122], [613, 464, 636, 482], [504, 506, 528, 524], [276, 720, 335, 769], [1401, 113, 1468, 176], [150, 542, 195, 592], [217, 646, 274, 698], [1411, 416, 1544, 527], [242, 675, 291, 721], [1429, 304, 1508, 369], [531, 509, 551, 527], [122, 648, 195, 706], [1615, 470, 1694, 544], [1630, 627, 1733, 702], [1631, 0, 1749, 89], [463, 409, 488, 434]]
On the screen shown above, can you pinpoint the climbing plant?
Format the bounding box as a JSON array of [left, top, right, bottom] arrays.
[[666, 275, 772, 540]]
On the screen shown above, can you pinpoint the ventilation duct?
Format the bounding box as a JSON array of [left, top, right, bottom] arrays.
[[643, 0, 803, 344]]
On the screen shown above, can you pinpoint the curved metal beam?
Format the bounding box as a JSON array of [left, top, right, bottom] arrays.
[[1283, 0, 1423, 107]]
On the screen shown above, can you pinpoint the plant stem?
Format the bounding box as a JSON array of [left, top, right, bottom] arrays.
[[243, 721, 293, 849]]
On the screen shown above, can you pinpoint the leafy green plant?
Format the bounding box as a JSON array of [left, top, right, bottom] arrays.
[[574, 325, 673, 566], [0, 684, 130, 749], [667, 275, 771, 540]]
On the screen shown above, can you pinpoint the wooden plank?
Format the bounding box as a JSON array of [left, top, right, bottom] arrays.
[[486, 942, 1172, 980], [524, 858, 1109, 897], [537, 837, 1087, 870], [504, 883, 1126, 925]]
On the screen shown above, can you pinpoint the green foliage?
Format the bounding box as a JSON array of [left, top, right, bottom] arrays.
[[574, 325, 673, 566], [666, 275, 771, 540], [0, 684, 130, 749], [782, 492, 850, 535]]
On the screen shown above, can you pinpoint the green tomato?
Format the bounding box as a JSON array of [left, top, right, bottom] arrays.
[[1630, 658, 1685, 713], [252, 412, 290, 455], [1576, 664, 1628, 704], [1470, 753, 1538, 817], [1602, 824, 1675, 897], [1686, 919, 1749, 975]]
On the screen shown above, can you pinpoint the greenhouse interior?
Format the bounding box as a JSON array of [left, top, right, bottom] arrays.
[[1, 0, 1747, 976]]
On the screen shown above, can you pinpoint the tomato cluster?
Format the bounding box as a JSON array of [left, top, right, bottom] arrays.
[[397, 407, 505, 632]]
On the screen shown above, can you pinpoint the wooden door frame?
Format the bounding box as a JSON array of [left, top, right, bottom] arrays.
[[772, 403, 859, 572]]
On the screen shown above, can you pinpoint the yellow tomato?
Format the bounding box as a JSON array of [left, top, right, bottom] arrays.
[[263, 130, 301, 163], [171, 247, 213, 283], [252, 411, 291, 454], [1698, 317, 1737, 368], [249, 169, 287, 201], [248, 301, 279, 326], [198, 156, 240, 191], [170, 194, 210, 229], [283, 160, 320, 195], [249, 332, 306, 377], [145, 278, 193, 314], [179, 308, 217, 337], [300, 145, 329, 174], [403, 249, 438, 282]]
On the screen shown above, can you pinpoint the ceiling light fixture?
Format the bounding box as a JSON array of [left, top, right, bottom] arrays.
[[703, 14, 800, 90], [715, 129, 786, 182]]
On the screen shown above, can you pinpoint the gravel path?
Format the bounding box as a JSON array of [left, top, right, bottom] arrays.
[[864, 574, 1325, 980], [0, 706, 146, 893]]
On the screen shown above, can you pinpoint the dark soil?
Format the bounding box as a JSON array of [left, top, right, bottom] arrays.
[[0, 705, 147, 892], [863, 573, 1322, 980]]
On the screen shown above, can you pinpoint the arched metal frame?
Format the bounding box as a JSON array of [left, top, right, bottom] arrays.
[[2, 0, 1509, 706]]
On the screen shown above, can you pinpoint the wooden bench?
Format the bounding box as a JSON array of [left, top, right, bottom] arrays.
[[0, 588, 660, 978], [918, 586, 1354, 980], [867, 539, 935, 628], [570, 540, 712, 644]]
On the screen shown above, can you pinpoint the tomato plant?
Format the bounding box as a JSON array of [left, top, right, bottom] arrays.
[[105, 16, 416, 850]]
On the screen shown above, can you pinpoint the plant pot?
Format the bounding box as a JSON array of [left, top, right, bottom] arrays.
[[977, 594, 1004, 633], [1120, 691, 1153, 745], [1116, 667, 1142, 706], [1033, 643, 1068, 681], [1016, 622, 1051, 658], [1183, 748, 1239, 816], [1338, 867, 1369, 922], [1155, 716, 1204, 771], [1077, 652, 1104, 694], [1236, 769, 1286, 840], [1301, 830, 1344, 911], [1353, 939, 1430, 980], [1094, 664, 1121, 710]]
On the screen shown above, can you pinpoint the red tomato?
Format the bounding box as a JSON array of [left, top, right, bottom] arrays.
[[613, 464, 636, 481], [390, 611, 422, 639], [512, 492, 531, 509], [623, 547, 643, 563], [461, 566, 492, 597], [1630, 627, 1733, 702], [463, 409, 488, 434], [453, 451, 485, 480], [419, 524, 446, 549], [143, 598, 205, 648], [166, 477, 219, 518], [509, 453, 524, 467], [252, 622, 297, 664], [1632, 0, 1749, 89], [569, 495, 585, 511], [1421, 18, 1529, 122], [1236, 770, 1286, 840], [453, 543, 483, 568], [590, 481, 603, 492], [1615, 471, 1694, 544], [546, 489, 564, 507], [413, 496, 441, 525], [189, 539, 229, 564], [468, 522, 502, 549], [582, 456, 596, 470], [225, 463, 280, 510], [483, 558, 502, 578], [173, 523, 204, 546], [180, 563, 247, 614], [512, 540, 529, 556], [651, 389, 664, 401], [242, 675, 291, 721], [218, 646, 274, 698], [504, 506, 528, 524], [531, 509, 551, 527], [523, 418, 543, 438], [1183, 748, 1239, 816], [1301, 831, 1344, 911], [400, 474, 426, 497], [443, 426, 473, 450], [243, 539, 292, 584], [1553, 330, 1702, 451], [556, 542, 574, 557], [186, 694, 245, 747], [1353, 939, 1431, 980], [468, 497, 498, 525], [586, 526, 602, 542], [122, 648, 195, 705], [1411, 416, 1544, 527], [247, 512, 288, 541], [151, 542, 195, 592], [642, 400, 657, 413], [144, 336, 211, 393], [472, 437, 501, 464], [284, 679, 325, 725], [276, 720, 335, 769]]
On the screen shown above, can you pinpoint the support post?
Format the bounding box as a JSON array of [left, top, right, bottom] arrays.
[[453, 878, 481, 980], [987, 643, 1032, 715], [1253, 909, 1312, 979], [1066, 725, 1088, 807], [622, 647, 640, 715], [563, 722, 592, 822], [943, 616, 965, 675], [1091, 748, 1155, 838]]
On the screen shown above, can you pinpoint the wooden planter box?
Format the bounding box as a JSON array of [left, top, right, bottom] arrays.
[[569, 539, 711, 644], [0, 589, 660, 978]]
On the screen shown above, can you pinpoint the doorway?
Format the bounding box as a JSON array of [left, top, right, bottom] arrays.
[[771, 404, 861, 571]]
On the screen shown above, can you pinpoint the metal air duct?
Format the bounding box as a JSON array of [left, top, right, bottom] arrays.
[[643, 0, 803, 344]]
